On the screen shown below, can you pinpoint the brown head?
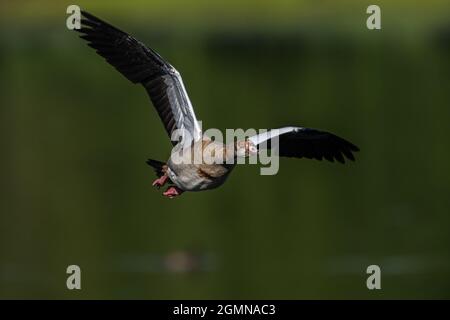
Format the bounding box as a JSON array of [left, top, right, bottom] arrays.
[[235, 139, 258, 158]]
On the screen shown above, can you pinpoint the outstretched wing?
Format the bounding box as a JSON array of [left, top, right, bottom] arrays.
[[248, 126, 359, 163], [76, 11, 202, 145]]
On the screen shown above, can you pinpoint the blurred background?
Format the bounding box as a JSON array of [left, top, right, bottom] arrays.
[[0, 0, 449, 299]]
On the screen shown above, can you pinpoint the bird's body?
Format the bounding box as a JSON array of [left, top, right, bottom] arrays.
[[165, 139, 236, 192], [167, 161, 235, 192], [76, 11, 359, 198]]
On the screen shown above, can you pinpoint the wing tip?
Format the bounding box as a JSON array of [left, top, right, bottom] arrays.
[[80, 10, 97, 21]]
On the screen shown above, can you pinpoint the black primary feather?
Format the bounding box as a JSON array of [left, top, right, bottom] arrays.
[[76, 11, 170, 84], [75, 11, 189, 142], [264, 127, 359, 164]]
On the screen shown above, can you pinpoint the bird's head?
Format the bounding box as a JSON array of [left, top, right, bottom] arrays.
[[235, 139, 258, 158]]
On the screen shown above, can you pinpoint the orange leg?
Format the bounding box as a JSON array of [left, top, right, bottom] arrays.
[[152, 175, 168, 189], [163, 186, 184, 198]]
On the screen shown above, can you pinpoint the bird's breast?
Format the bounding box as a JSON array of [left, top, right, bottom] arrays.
[[167, 163, 234, 192]]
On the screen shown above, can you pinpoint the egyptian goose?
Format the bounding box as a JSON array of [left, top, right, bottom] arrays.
[[76, 11, 359, 198]]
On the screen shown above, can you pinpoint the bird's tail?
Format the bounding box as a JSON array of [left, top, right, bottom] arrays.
[[146, 158, 166, 177]]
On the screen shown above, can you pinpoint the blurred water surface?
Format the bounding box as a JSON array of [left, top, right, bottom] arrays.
[[0, 1, 449, 299]]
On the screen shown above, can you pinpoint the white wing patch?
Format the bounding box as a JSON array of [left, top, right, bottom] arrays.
[[248, 127, 301, 146]]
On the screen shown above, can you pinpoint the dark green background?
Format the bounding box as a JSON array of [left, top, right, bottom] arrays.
[[1, 1, 449, 299]]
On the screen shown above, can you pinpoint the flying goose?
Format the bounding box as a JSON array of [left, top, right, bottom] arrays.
[[76, 11, 359, 198]]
